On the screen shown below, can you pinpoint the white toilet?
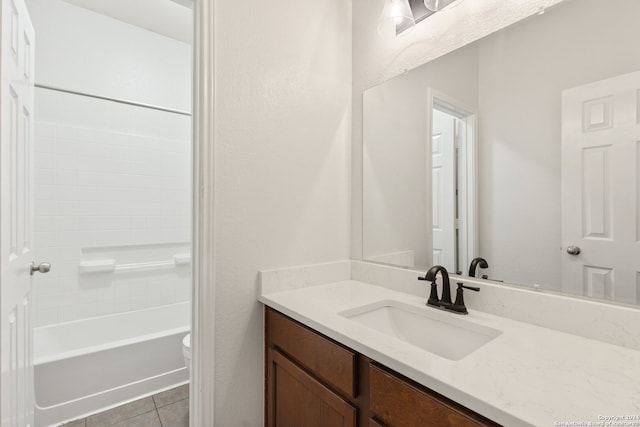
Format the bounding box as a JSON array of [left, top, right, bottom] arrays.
[[182, 333, 191, 374]]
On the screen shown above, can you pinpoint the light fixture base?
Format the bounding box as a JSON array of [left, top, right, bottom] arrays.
[[424, 0, 460, 13], [377, 0, 416, 38]]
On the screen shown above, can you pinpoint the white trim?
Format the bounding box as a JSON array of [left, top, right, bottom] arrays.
[[463, 111, 480, 266], [191, 0, 215, 425], [424, 91, 434, 267]]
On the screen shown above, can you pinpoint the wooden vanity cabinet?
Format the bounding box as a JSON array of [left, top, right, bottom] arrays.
[[265, 307, 500, 427], [369, 364, 498, 427], [267, 348, 356, 426], [265, 308, 359, 427]]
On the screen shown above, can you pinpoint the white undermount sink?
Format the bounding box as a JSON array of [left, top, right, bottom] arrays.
[[339, 300, 502, 361]]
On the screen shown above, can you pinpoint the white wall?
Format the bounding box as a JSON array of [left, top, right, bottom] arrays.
[[363, 43, 478, 268], [27, 0, 192, 326], [214, 0, 352, 424], [26, 0, 191, 112], [352, 0, 566, 261]]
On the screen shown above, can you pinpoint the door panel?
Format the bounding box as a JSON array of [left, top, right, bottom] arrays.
[[267, 348, 356, 427], [1, 0, 35, 425], [581, 145, 611, 239], [561, 71, 640, 304]]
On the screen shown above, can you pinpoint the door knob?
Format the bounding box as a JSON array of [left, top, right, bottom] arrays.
[[566, 245, 581, 255], [30, 262, 51, 275]]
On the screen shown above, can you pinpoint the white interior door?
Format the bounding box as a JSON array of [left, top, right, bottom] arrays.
[[1, 0, 36, 425], [431, 108, 456, 271], [561, 70, 640, 304]]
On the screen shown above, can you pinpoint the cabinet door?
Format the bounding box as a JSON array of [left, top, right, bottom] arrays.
[[266, 307, 357, 398], [370, 365, 498, 427], [267, 348, 356, 427]]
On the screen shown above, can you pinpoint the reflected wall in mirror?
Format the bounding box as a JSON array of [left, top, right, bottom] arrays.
[[362, 0, 640, 306]]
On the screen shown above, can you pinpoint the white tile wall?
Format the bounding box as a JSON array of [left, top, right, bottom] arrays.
[[33, 121, 191, 327]]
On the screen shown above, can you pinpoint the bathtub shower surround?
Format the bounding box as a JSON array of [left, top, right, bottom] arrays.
[[23, 1, 194, 424], [32, 99, 192, 425], [27, 0, 193, 328], [33, 116, 191, 327]]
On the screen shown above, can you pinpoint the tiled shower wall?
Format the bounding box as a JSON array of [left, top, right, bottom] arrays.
[[33, 119, 191, 327]]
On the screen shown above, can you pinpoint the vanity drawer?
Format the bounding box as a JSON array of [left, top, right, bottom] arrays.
[[369, 364, 499, 427], [266, 308, 357, 399]]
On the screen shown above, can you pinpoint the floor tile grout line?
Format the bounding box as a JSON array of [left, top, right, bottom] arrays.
[[66, 385, 188, 427], [102, 409, 159, 427], [156, 396, 189, 410]]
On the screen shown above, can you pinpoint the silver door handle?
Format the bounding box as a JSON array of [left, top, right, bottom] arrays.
[[566, 245, 581, 256], [30, 262, 51, 275]]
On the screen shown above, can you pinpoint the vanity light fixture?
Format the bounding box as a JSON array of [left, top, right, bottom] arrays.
[[424, 0, 461, 12], [377, 0, 415, 38]]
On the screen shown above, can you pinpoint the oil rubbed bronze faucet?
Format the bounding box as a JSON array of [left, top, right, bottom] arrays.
[[419, 265, 480, 315], [468, 257, 489, 279], [450, 282, 480, 315], [418, 265, 452, 308]]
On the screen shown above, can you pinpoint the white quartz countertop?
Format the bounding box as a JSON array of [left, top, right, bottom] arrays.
[[259, 280, 640, 427]]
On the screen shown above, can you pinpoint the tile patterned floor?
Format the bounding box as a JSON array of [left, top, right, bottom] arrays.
[[62, 384, 189, 427]]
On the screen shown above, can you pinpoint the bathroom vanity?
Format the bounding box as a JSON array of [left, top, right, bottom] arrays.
[[265, 307, 498, 426], [259, 260, 640, 427]]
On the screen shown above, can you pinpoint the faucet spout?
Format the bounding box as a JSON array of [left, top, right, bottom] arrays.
[[423, 265, 452, 307], [468, 257, 489, 278]]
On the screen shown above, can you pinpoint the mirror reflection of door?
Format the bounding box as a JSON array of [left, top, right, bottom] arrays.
[[561, 70, 640, 305], [429, 95, 476, 275], [431, 108, 456, 271]]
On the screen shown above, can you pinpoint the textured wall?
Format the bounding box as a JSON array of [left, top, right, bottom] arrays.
[[214, 0, 352, 424]]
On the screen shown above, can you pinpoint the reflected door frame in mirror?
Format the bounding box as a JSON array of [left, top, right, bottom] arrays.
[[427, 89, 478, 274]]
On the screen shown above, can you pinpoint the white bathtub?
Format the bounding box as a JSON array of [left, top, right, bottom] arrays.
[[34, 302, 190, 426]]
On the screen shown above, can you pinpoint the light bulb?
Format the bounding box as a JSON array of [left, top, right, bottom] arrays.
[[424, 0, 462, 12], [424, 0, 441, 11], [377, 0, 415, 38]]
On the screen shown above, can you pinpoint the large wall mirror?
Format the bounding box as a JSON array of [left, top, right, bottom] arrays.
[[363, 0, 640, 306]]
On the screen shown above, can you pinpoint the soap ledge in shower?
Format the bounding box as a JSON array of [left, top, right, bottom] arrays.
[[78, 260, 116, 274]]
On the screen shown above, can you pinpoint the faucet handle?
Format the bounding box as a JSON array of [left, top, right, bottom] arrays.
[[427, 282, 440, 307], [418, 273, 439, 306], [451, 282, 480, 314]]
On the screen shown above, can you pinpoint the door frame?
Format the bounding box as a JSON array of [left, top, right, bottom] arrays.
[[426, 88, 478, 273], [191, 1, 216, 426]]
